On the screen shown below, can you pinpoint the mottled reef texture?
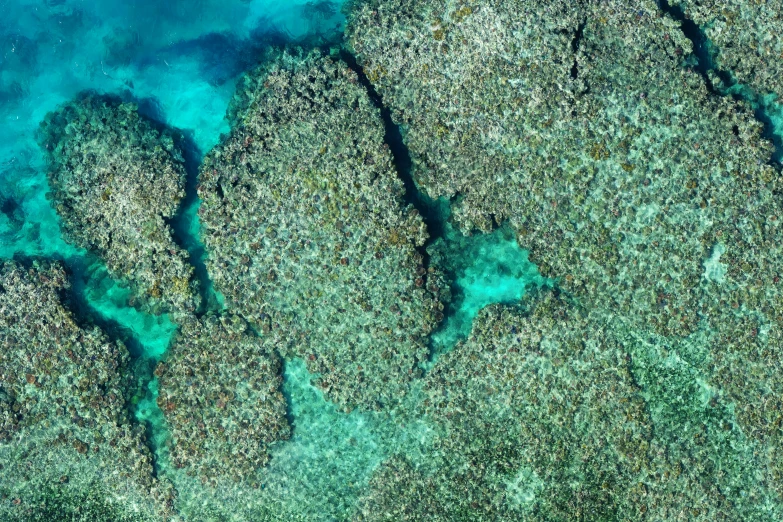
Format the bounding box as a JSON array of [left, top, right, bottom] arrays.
[[0, 261, 173, 521], [354, 293, 780, 521], [668, 0, 783, 98], [39, 95, 200, 315], [199, 49, 443, 412], [349, 0, 783, 517], [348, 0, 782, 335], [156, 312, 289, 483]]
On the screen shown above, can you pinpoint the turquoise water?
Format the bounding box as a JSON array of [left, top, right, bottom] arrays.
[[0, 0, 343, 477], [428, 217, 549, 362]]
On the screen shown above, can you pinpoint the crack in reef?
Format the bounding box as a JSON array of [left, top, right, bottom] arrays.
[[570, 21, 586, 81], [128, 103, 223, 316], [340, 50, 549, 367], [658, 0, 783, 164], [339, 50, 448, 257]]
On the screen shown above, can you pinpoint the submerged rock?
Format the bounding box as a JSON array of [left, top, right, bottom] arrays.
[[156, 312, 290, 483], [0, 261, 173, 521], [38, 95, 200, 315], [354, 292, 781, 520], [199, 49, 442, 411]]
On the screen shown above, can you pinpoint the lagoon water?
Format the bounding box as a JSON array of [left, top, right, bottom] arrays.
[[0, 1, 541, 519]]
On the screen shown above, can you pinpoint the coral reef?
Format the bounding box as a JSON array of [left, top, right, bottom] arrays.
[[349, 0, 783, 513], [164, 357, 434, 522], [0, 261, 173, 521], [199, 49, 442, 411], [666, 0, 783, 99], [354, 293, 781, 520], [348, 0, 783, 338], [347, 0, 586, 232], [156, 312, 290, 483], [38, 94, 200, 315]]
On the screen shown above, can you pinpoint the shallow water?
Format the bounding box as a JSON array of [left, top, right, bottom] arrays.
[[0, 0, 342, 477], [4, 0, 783, 520]]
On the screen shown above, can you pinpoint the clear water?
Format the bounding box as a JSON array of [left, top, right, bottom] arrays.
[[427, 216, 549, 363], [7, 1, 782, 519], [0, 0, 542, 518]]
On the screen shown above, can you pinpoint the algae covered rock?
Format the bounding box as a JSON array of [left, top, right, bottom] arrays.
[[668, 0, 783, 98], [156, 312, 290, 483], [354, 292, 781, 520], [199, 49, 441, 411], [0, 261, 173, 521], [38, 94, 200, 315]]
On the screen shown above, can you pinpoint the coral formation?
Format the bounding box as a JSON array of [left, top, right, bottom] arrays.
[[347, 0, 586, 232], [666, 0, 783, 99], [199, 49, 443, 411], [38, 94, 200, 315], [347, 0, 783, 338], [0, 261, 173, 521], [156, 312, 290, 483], [354, 293, 781, 520], [164, 357, 434, 522], [349, 0, 783, 513], [3, 0, 782, 518]]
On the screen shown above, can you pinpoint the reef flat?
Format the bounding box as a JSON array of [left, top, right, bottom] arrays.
[[348, 0, 783, 518], [199, 49, 443, 412], [356, 291, 780, 520], [2, 0, 783, 519], [39, 96, 201, 315], [348, 0, 783, 336]]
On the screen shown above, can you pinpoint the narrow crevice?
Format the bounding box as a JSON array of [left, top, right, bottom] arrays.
[[340, 50, 557, 372], [657, 0, 725, 93], [658, 0, 782, 164], [11, 252, 163, 478], [279, 359, 299, 430], [64, 261, 166, 479], [570, 22, 586, 80], [339, 50, 447, 255], [340, 50, 457, 370], [165, 129, 219, 316], [115, 93, 217, 316]]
